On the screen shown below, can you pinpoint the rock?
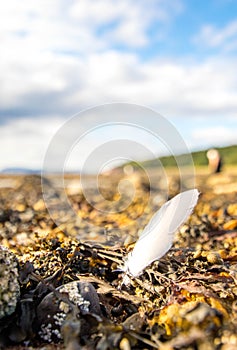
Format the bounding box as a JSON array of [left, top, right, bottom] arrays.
[[37, 281, 101, 343], [223, 219, 237, 230], [0, 246, 20, 319]]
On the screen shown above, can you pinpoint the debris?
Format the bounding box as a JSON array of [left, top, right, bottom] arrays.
[[1, 172, 237, 349]]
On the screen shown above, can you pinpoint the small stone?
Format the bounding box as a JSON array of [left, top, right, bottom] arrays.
[[206, 252, 223, 265], [223, 219, 237, 230], [18, 209, 34, 222], [227, 203, 237, 217], [193, 249, 202, 259], [120, 337, 131, 350], [33, 199, 46, 211]]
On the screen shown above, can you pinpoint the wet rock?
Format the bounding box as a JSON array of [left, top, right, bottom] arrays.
[[0, 209, 11, 223], [37, 281, 101, 342], [0, 246, 20, 319]]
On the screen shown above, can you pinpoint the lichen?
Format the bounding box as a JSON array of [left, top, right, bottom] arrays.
[[0, 245, 20, 319]]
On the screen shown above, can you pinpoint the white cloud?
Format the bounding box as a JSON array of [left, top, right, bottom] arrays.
[[1, 100, 193, 173], [191, 126, 237, 148], [71, 55, 237, 118], [194, 20, 237, 52], [1, 49, 237, 119], [2, 0, 237, 121], [0, 0, 182, 58], [1, 0, 237, 170], [0, 117, 64, 170], [0, 0, 184, 113], [69, 0, 183, 47], [4, 0, 237, 120]]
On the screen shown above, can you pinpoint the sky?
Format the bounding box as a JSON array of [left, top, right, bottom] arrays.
[[1, 0, 237, 172]]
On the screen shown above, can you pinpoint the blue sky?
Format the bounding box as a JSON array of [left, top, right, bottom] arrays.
[[0, 0, 237, 171]]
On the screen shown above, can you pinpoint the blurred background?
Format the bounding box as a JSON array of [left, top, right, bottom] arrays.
[[0, 0, 237, 173]]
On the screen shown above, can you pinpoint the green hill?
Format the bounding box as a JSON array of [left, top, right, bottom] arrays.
[[130, 145, 237, 168]]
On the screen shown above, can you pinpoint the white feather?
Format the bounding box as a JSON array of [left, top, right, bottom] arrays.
[[122, 189, 199, 283]]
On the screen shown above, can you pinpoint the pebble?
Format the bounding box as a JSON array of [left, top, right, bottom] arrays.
[[120, 337, 131, 350], [206, 252, 223, 265]]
